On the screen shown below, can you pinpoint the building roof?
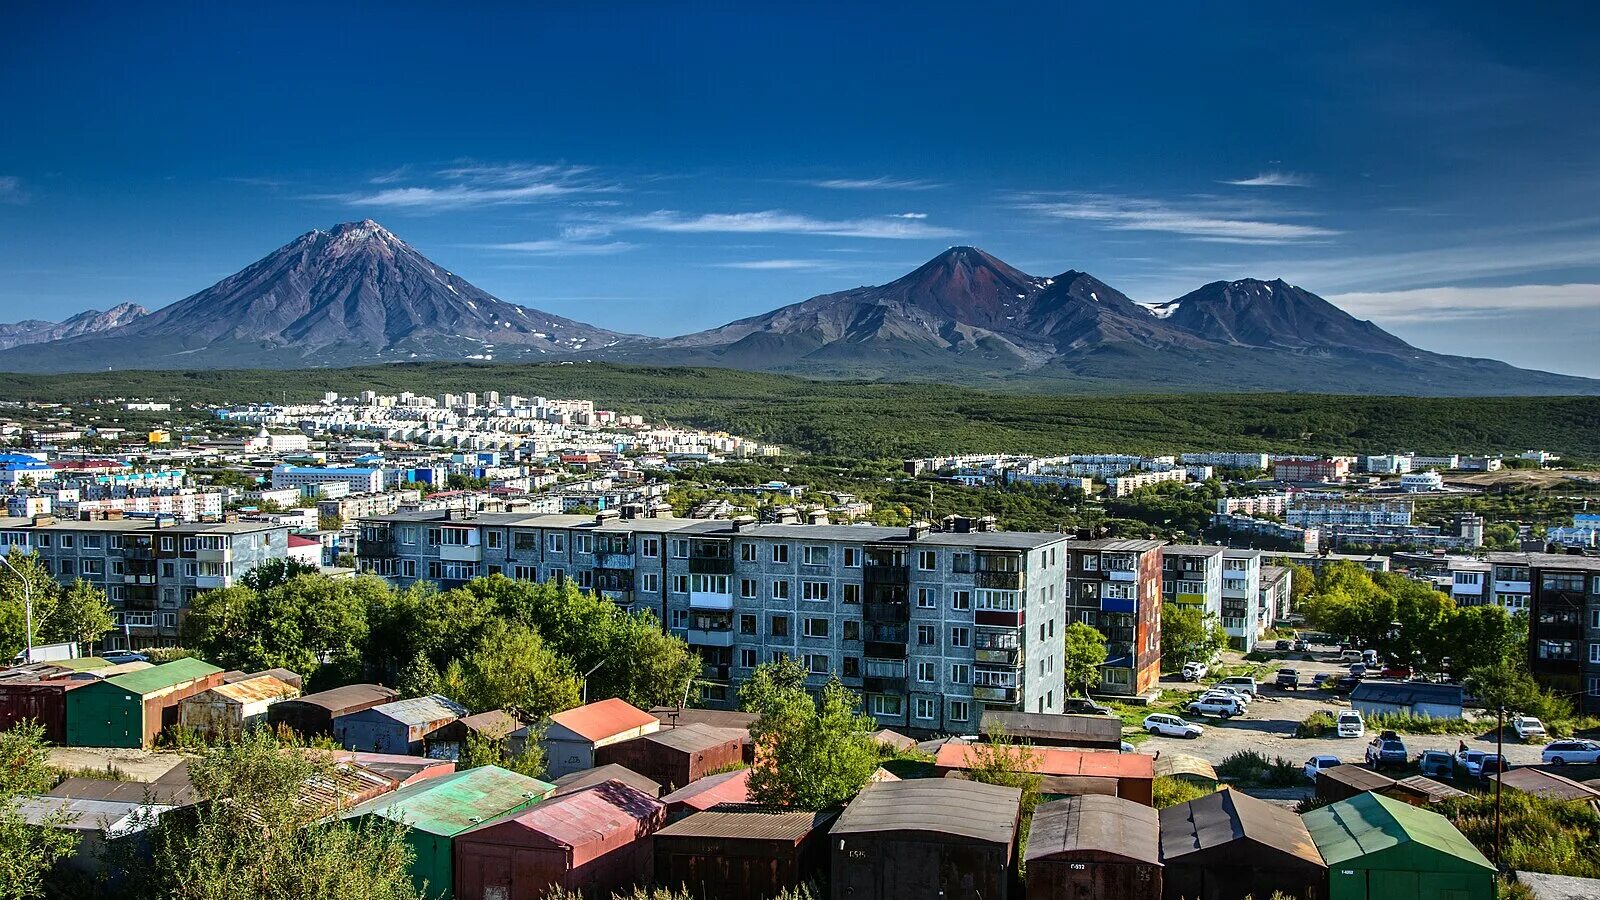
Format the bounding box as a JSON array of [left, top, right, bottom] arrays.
[[287, 534, 321, 547], [1158, 788, 1323, 867], [104, 658, 222, 695], [870, 729, 919, 752], [1490, 768, 1600, 803], [283, 683, 397, 715], [646, 722, 739, 753], [341, 765, 553, 837], [979, 711, 1122, 746], [660, 768, 750, 810], [1392, 775, 1468, 803], [936, 742, 1154, 780], [48, 775, 197, 807], [13, 795, 173, 836], [1303, 792, 1493, 871], [1486, 551, 1600, 572], [1514, 871, 1600, 900], [1026, 795, 1161, 866], [1349, 681, 1464, 708], [447, 710, 520, 739], [551, 764, 662, 799], [1153, 752, 1218, 783], [548, 697, 657, 743], [1163, 544, 1227, 557], [831, 779, 1022, 845], [656, 804, 838, 842], [360, 694, 468, 728], [196, 674, 299, 705], [1318, 764, 1396, 793], [460, 780, 662, 848], [650, 706, 757, 732]]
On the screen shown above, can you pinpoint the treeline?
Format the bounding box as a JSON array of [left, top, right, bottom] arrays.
[[7, 361, 1600, 458]]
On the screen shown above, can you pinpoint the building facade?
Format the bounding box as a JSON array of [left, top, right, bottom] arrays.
[[1220, 550, 1262, 651], [1160, 546, 1224, 621]]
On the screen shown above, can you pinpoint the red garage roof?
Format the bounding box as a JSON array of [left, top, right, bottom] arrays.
[[550, 698, 657, 743], [935, 742, 1154, 779]]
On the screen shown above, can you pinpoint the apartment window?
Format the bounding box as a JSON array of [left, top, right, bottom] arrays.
[[485, 530, 502, 549], [918, 550, 937, 571], [670, 539, 689, 559], [870, 695, 903, 716], [771, 580, 791, 601], [182, 538, 195, 552], [160, 561, 175, 578], [1589, 676, 1600, 698], [671, 575, 689, 594], [80, 559, 104, 576], [640, 572, 659, 593], [740, 578, 758, 599], [548, 533, 566, 553], [803, 545, 830, 566], [949, 700, 970, 723], [740, 542, 757, 562], [671, 609, 688, 628], [573, 534, 592, 554], [1592, 609, 1600, 630], [916, 661, 935, 683], [58, 559, 76, 575], [770, 650, 789, 664], [975, 590, 1019, 612], [1591, 642, 1600, 665], [1543, 573, 1586, 593], [803, 617, 830, 638], [73, 533, 100, 548], [951, 552, 972, 573], [950, 626, 971, 648], [843, 620, 860, 641], [60, 535, 74, 549], [916, 625, 936, 645], [843, 584, 861, 604], [803, 581, 830, 602], [917, 588, 935, 609], [771, 544, 790, 564], [950, 664, 970, 685], [806, 653, 829, 674], [739, 614, 757, 635], [771, 615, 790, 637], [160, 536, 173, 551], [183, 561, 197, 578], [690, 573, 729, 594], [843, 547, 860, 567], [740, 648, 757, 668], [951, 590, 971, 611], [843, 657, 861, 677], [32, 533, 50, 548], [638, 536, 659, 558], [914, 697, 937, 720]]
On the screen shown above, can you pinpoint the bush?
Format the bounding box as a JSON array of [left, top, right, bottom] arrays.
[[1296, 710, 1337, 739], [1439, 790, 1600, 876], [1243, 650, 1272, 663], [1153, 776, 1216, 809], [1216, 750, 1301, 787], [1365, 712, 1475, 735]]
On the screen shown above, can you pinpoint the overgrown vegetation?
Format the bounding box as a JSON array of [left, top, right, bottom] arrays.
[[1295, 710, 1338, 739], [1153, 775, 1216, 809], [741, 659, 881, 809], [1441, 789, 1600, 876], [1364, 712, 1477, 735], [1, 723, 80, 900], [1215, 750, 1302, 787]]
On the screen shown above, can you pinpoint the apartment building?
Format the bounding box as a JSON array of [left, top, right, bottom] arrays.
[[1160, 546, 1224, 620], [1216, 493, 1290, 517], [355, 511, 1161, 729], [1104, 469, 1185, 498], [1180, 452, 1270, 471], [1058, 538, 1166, 697], [1522, 554, 1600, 712], [1272, 458, 1354, 483], [1220, 550, 1262, 651], [271, 465, 386, 495], [1286, 499, 1413, 528], [1259, 565, 1292, 626], [0, 514, 289, 649], [316, 490, 421, 523]]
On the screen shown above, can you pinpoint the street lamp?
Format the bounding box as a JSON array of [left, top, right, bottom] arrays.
[[1, 551, 33, 663]]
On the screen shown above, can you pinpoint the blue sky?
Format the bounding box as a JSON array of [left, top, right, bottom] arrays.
[[3, 2, 1600, 375]]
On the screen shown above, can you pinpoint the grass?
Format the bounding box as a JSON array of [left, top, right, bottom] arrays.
[[1365, 712, 1477, 735], [1440, 790, 1600, 877], [1296, 710, 1338, 739], [53, 763, 131, 783], [1215, 750, 1303, 787], [1153, 775, 1217, 809]]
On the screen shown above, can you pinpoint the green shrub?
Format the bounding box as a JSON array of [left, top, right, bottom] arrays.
[[1365, 712, 1475, 735], [1153, 776, 1216, 809], [1440, 790, 1600, 877], [1296, 710, 1337, 738], [1216, 750, 1301, 787]]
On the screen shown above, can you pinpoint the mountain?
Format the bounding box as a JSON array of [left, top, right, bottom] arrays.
[[0, 221, 637, 371], [0, 302, 148, 350], [1151, 278, 1413, 352]]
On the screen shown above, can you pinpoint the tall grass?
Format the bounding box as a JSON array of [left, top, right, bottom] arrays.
[[1215, 750, 1302, 787], [1440, 791, 1600, 877]]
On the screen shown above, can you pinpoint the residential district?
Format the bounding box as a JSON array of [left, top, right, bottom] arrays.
[[1, 389, 1599, 899]]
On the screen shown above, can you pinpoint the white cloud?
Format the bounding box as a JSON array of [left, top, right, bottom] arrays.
[[1222, 171, 1314, 187], [0, 176, 27, 204], [712, 259, 830, 270], [316, 163, 613, 209], [1327, 283, 1600, 324], [1014, 192, 1338, 243], [368, 166, 410, 184], [617, 209, 960, 239], [811, 176, 942, 190], [480, 226, 636, 256], [890, 212, 928, 219]]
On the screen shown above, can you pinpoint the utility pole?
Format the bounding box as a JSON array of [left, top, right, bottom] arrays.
[[1494, 704, 1505, 868], [0, 552, 33, 663]]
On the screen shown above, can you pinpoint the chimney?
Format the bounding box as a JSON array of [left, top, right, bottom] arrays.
[[29, 514, 55, 527], [731, 515, 758, 533], [806, 509, 829, 526], [977, 515, 997, 533], [594, 509, 620, 525], [909, 521, 931, 540]]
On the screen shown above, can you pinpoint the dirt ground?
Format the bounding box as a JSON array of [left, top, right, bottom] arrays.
[[48, 746, 190, 781], [1444, 469, 1600, 489]]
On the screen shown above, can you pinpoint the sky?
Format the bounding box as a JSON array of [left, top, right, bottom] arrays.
[[3, 2, 1600, 375]]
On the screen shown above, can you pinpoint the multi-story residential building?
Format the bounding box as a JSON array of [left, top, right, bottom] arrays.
[[1259, 565, 1292, 626], [1360, 454, 1415, 475], [1547, 513, 1600, 550], [1314, 515, 1484, 553], [1216, 493, 1291, 517], [1180, 452, 1270, 471], [1410, 455, 1459, 470], [1274, 551, 1390, 575], [0, 513, 289, 649], [1160, 546, 1224, 620], [355, 511, 1164, 729], [1058, 538, 1166, 698], [1272, 457, 1354, 483], [1104, 469, 1185, 498], [316, 490, 422, 524], [1484, 553, 1533, 612], [271, 465, 385, 495], [1286, 498, 1413, 528], [1520, 553, 1600, 712], [1220, 550, 1262, 651]]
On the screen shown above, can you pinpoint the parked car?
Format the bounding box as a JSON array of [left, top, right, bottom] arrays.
[[1336, 710, 1365, 738], [1064, 697, 1113, 716], [1456, 749, 1490, 777], [1187, 695, 1245, 718], [1348, 663, 1368, 678], [1363, 649, 1380, 667], [1181, 661, 1209, 681], [1304, 754, 1342, 781], [1144, 713, 1203, 738], [101, 652, 150, 665], [1512, 716, 1547, 742], [1366, 733, 1408, 767], [1208, 685, 1253, 705], [1479, 754, 1510, 776], [1275, 639, 1292, 651], [1339, 650, 1364, 663], [1276, 669, 1300, 690], [1541, 739, 1600, 766], [1218, 676, 1259, 697], [1418, 749, 1454, 778], [1292, 638, 1310, 652], [1120, 741, 1136, 753], [1380, 664, 1413, 679]]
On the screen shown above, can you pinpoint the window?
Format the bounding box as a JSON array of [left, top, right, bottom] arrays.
[[914, 697, 937, 720], [771, 544, 790, 564], [691, 573, 729, 594], [771, 580, 791, 601], [950, 627, 971, 648], [485, 530, 502, 549], [803, 617, 830, 638], [740, 542, 757, 562], [640, 572, 659, 593], [770, 615, 790, 637], [160, 536, 173, 551], [160, 561, 175, 578], [843, 620, 860, 641], [670, 539, 688, 559], [843, 547, 860, 567], [511, 564, 537, 581], [916, 625, 936, 645], [1081, 553, 1099, 571], [802, 581, 830, 602], [917, 588, 935, 608], [671, 575, 689, 594], [1543, 573, 1586, 593], [843, 584, 861, 604], [60, 535, 74, 549], [671, 609, 688, 628], [949, 700, 970, 723], [916, 661, 935, 683], [870, 695, 903, 716], [740, 578, 758, 599], [976, 590, 1019, 612], [573, 534, 592, 554], [918, 550, 937, 571], [843, 657, 861, 677], [951, 590, 971, 610], [952, 552, 972, 574], [740, 614, 757, 635], [740, 648, 757, 668], [80, 559, 104, 576], [950, 664, 970, 684], [805, 653, 830, 674], [640, 536, 660, 558], [548, 533, 566, 553], [803, 545, 830, 566]]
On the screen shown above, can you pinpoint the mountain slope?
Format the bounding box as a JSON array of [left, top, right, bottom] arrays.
[[0, 221, 636, 371], [0, 302, 149, 350], [1152, 278, 1413, 352]]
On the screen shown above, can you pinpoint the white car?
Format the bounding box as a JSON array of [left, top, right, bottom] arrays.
[[1304, 754, 1342, 781], [1209, 684, 1254, 705], [1513, 716, 1547, 741], [1541, 740, 1600, 766], [1336, 710, 1365, 738], [1181, 661, 1209, 681], [1188, 695, 1244, 718], [1217, 676, 1259, 697], [1144, 713, 1204, 738]]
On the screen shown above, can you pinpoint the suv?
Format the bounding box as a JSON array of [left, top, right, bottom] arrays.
[[1144, 713, 1203, 738], [1275, 639, 1292, 651], [1276, 669, 1300, 691], [1208, 685, 1253, 705], [1456, 748, 1491, 776], [1188, 695, 1244, 718], [1336, 710, 1365, 738], [1348, 663, 1368, 679], [1542, 739, 1600, 766], [1366, 733, 1408, 768], [1181, 661, 1209, 682], [1304, 755, 1341, 781], [1218, 676, 1259, 697], [1418, 749, 1454, 778], [1063, 697, 1113, 716], [1292, 638, 1310, 652]]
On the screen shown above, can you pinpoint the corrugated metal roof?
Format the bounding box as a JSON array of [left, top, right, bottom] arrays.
[[1319, 764, 1396, 792], [286, 683, 398, 715], [650, 707, 757, 731], [549, 698, 657, 742], [936, 742, 1154, 779], [341, 764, 554, 837], [1350, 681, 1464, 707], [831, 779, 1021, 844], [1491, 768, 1600, 802], [1153, 752, 1218, 782], [199, 674, 299, 705], [461, 780, 662, 847], [980, 711, 1121, 744], [1159, 788, 1323, 866], [1393, 775, 1467, 802], [1303, 792, 1492, 870], [647, 722, 739, 753], [105, 658, 222, 695], [14, 795, 174, 835], [552, 764, 662, 799], [657, 804, 838, 842], [660, 768, 750, 809], [364, 694, 468, 727], [47, 776, 196, 807], [1026, 795, 1161, 865], [452, 710, 520, 737]]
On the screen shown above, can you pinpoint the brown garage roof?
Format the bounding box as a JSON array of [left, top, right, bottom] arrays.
[[832, 779, 1022, 845], [1159, 788, 1323, 866], [1027, 794, 1161, 866]]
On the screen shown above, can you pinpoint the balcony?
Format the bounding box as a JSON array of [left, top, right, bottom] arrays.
[[973, 685, 1019, 704], [863, 601, 909, 623], [686, 628, 735, 647], [863, 564, 909, 586], [600, 589, 633, 605], [123, 574, 156, 585], [975, 570, 1024, 590], [700, 663, 731, 682], [974, 610, 1024, 628], [1493, 580, 1531, 594], [864, 641, 907, 660], [688, 556, 734, 575], [595, 552, 634, 570], [195, 575, 226, 589], [975, 647, 1020, 666], [357, 538, 395, 558], [195, 547, 231, 563], [1107, 569, 1137, 582], [862, 675, 907, 694], [439, 544, 482, 562], [688, 591, 734, 611]]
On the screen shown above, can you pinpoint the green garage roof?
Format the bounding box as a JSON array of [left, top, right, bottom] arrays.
[[1303, 792, 1492, 871], [341, 765, 554, 837], [106, 658, 222, 695]]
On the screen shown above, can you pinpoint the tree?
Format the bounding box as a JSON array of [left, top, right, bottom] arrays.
[[0, 550, 61, 660], [1061, 622, 1107, 696], [964, 729, 1044, 817], [459, 728, 546, 780], [741, 659, 879, 808], [456, 620, 580, 720], [0, 723, 79, 900], [395, 650, 440, 700], [181, 574, 371, 676], [38, 580, 116, 650], [1161, 603, 1225, 668], [241, 558, 319, 592]]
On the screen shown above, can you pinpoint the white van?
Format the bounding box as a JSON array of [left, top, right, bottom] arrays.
[[1336, 710, 1365, 738]]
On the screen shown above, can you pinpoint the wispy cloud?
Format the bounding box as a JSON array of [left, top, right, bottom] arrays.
[[810, 177, 942, 190], [1014, 191, 1338, 244], [617, 209, 960, 239], [1265, 233, 1600, 293], [479, 225, 636, 256], [712, 259, 831, 270], [226, 175, 290, 189], [1327, 283, 1600, 324], [314, 163, 614, 209], [1222, 170, 1314, 187], [369, 166, 410, 184], [0, 176, 29, 204], [890, 212, 928, 219]]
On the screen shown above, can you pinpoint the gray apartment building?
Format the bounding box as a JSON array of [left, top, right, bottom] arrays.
[[1220, 549, 1263, 652], [0, 513, 290, 650], [1161, 545, 1225, 620], [355, 510, 1168, 730], [1486, 551, 1600, 713]]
